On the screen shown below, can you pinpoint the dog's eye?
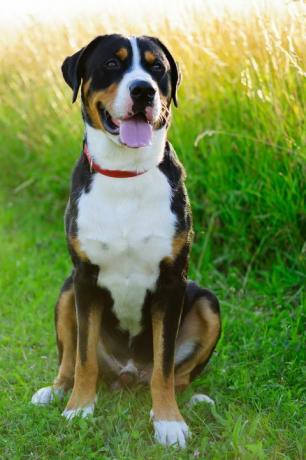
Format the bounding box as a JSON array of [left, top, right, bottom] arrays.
[[151, 61, 164, 72], [105, 59, 120, 70]]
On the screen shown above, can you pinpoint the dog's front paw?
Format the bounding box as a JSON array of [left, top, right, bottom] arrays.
[[31, 386, 64, 405], [62, 403, 95, 420], [153, 420, 191, 448]]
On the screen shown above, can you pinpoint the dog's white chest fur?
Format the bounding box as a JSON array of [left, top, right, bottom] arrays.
[[77, 167, 176, 336]]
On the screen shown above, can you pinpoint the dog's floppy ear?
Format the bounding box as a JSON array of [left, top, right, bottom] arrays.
[[145, 36, 181, 107], [61, 35, 108, 103]]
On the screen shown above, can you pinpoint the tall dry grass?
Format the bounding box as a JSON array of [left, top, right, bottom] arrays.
[[0, 2, 305, 280]]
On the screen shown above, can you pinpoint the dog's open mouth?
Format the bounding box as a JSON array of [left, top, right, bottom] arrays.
[[101, 109, 153, 149], [101, 109, 120, 135]]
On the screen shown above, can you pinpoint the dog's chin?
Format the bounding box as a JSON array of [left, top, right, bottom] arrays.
[[100, 108, 161, 149]]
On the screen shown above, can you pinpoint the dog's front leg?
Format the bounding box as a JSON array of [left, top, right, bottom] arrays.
[[151, 281, 190, 448], [62, 264, 102, 420]]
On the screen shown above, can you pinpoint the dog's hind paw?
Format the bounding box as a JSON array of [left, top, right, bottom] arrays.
[[188, 393, 215, 407], [31, 386, 64, 405], [62, 403, 95, 420], [153, 420, 190, 448]]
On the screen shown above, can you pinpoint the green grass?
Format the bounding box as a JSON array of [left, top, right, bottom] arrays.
[[0, 5, 305, 459]]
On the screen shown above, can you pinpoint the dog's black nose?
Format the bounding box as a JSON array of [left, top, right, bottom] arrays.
[[130, 80, 156, 106]]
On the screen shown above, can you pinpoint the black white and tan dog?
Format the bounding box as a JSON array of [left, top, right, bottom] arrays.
[[31, 34, 221, 448]]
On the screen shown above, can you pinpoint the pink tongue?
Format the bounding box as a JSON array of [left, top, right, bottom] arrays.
[[119, 116, 152, 148]]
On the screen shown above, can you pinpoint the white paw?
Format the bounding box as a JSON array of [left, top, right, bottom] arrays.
[[62, 403, 95, 420], [153, 420, 191, 448], [31, 386, 64, 405], [188, 393, 215, 407]]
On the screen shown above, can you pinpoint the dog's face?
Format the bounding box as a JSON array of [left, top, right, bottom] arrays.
[[62, 34, 180, 149]]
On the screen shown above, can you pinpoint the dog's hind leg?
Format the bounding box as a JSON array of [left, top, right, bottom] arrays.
[[31, 275, 77, 405], [53, 275, 77, 391], [174, 282, 221, 397]]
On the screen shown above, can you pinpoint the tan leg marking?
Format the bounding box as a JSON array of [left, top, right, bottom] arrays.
[[53, 288, 76, 391], [151, 310, 183, 421], [65, 306, 102, 410], [175, 298, 221, 385], [69, 236, 89, 262], [163, 231, 191, 265], [172, 231, 191, 258]]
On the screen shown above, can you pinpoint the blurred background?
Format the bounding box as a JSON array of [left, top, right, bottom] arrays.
[[0, 1, 305, 458]]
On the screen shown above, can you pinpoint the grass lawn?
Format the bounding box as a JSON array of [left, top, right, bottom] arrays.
[[0, 4, 305, 459]]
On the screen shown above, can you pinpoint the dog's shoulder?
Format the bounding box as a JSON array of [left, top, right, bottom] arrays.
[[64, 151, 92, 252], [159, 141, 191, 235], [65, 148, 92, 213], [71, 151, 92, 196], [158, 141, 186, 186]]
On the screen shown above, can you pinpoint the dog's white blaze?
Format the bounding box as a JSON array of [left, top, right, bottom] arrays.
[[112, 37, 161, 121], [130, 36, 141, 70], [77, 157, 176, 337]]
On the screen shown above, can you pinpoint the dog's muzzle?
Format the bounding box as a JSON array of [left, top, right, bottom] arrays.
[[129, 80, 156, 113]]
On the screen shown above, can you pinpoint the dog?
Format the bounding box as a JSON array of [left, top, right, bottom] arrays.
[[31, 34, 221, 448]]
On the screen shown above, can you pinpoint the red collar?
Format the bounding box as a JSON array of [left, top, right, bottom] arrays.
[[83, 144, 148, 178]]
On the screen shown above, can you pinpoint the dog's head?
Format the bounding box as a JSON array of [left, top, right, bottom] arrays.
[[61, 34, 180, 149]]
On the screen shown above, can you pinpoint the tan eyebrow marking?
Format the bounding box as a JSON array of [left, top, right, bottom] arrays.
[[116, 47, 128, 60], [144, 50, 156, 64]]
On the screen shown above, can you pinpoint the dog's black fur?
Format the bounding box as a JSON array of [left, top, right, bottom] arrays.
[[32, 34, 221, 448]]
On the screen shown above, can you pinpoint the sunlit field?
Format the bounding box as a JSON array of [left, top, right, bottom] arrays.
[[0, 1, 305, 458]]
